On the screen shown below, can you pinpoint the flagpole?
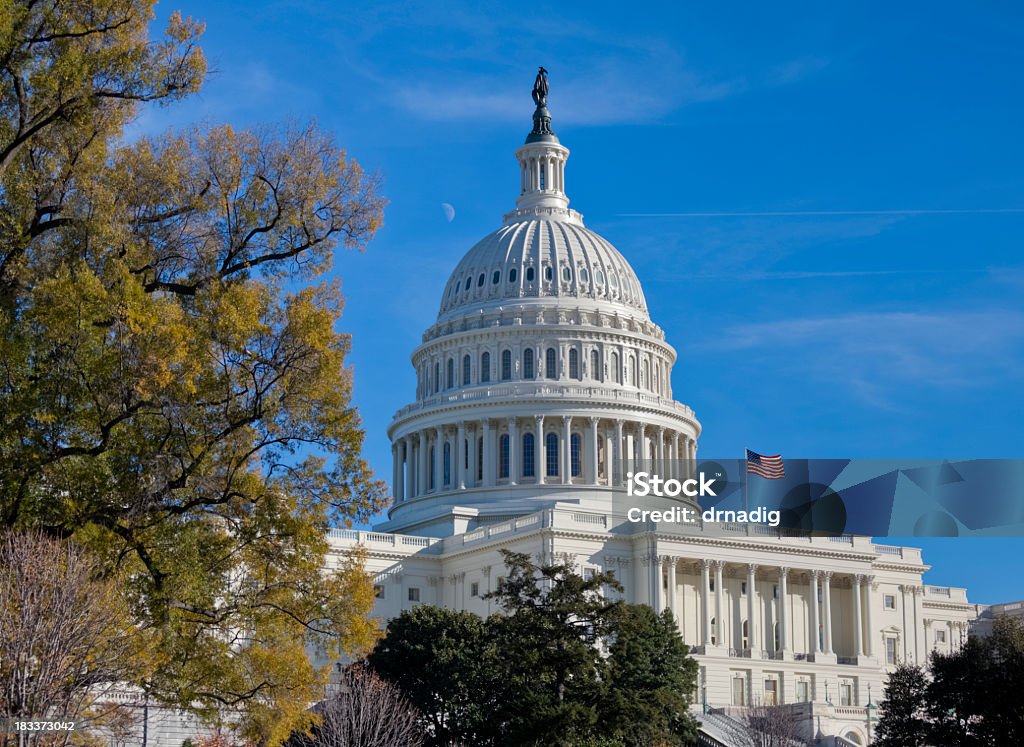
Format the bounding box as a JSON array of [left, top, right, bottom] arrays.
[[743, 447, 749, 515]]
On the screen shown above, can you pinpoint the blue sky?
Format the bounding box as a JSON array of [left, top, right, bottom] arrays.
[[140, 1, 1023, 604]]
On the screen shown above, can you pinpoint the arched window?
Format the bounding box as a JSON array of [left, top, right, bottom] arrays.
[[465, 275, 472, 293], [522, 433, 535, 477], [590, 350, 600, 382], [540, 163, 546, 190], [501, 350, 512, 381], [492, 269, 500, 285], [481, 352, 491, 383], [632, 356, 639, 386], [464, 438, 470, 470], [742, 620, 749, 650], [429, 446, 435, 491], [508, 268, 517, 283], [545, 433, 559, 477], [434, 362, 440, 394], [499, 434, 510, 479], [611, 352, 620, 384], [595, 269, 605, 285], [526, 266, 535, 282], [462, 354, 471, 386], [561, 266, 571, 283], [545, 266, 553, 282], [443, 442, 451, 486], [477, 437, 483, 481], [568, 348, 580, 380], [523, 348, 535, 379], [446, 358, 454, 389], [570, 433, 581, 477], [545, 348, 557, 380], [642, 359, 650, 390]]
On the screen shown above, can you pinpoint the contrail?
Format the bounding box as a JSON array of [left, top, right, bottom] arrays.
[[617, 208, 1024, 217]]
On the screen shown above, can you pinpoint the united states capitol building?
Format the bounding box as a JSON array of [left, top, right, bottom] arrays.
[[326, 77, 977, 746]]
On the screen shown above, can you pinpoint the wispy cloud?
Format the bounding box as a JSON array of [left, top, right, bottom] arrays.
[[709, 310, 1024, 405]]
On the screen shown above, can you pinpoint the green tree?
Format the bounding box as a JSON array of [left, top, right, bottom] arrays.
[[368, 606, 494, 747], [0, 2, 387, 743], [485, 550, 623, 746], [599, 606, 698, 746], [874, 664, 930, 747], [927, 616, 1024, 745]]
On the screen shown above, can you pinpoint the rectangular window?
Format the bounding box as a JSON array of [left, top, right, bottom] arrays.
[[936, 629, 947, 643], [709, 578, 715, 592], [583, 567, 597, 581], [796, 681, 809, 703], [373, 584, 384, 599], [470, 582, 480, 597], [884, 594, 896, 610], [408, 587, 420, 602], [773, 584, 778, 599], [840, 683, 852, 707], [764, 679, 777, 706], [523, 434, 535, 478], [886, 637, 897, 665], [741, 581, 747, 595]]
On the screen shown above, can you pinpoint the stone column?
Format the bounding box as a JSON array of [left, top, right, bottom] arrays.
[[588, 417, 600, 484], [404, 436, 414, 497], [864, 575, 875, 657], [747, 563, 758, 653], [701, 560, 712, 647], [508, 417, 518, 485], [853, 574, 865, 657], [637, 423, 647, 469], [392, 443, 399, 501], [561, 415, 571, 484], [481, 419, 493, 487], [433, 427, 443, 491], [417, 430, 428, 496], [667, 558, 677, 617], [778, 567, 789, 655], [614, 419, 625, 485], [714, 560, 725, 647], [823, 572, 834, 655], [809, 571, 821, 654], [672, 431, 681, 481], [456, 422, 466, 489], [653, 556, 665, 612], [535, 415, 546, 484]]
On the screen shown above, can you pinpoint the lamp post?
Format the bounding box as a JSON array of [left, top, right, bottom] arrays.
[[866, 683, 878, 743]]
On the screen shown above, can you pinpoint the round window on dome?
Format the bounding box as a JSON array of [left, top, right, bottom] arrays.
[[465, 276, 472, 293], [609, 273, 619, 289], [579, 268, 589, 283], [508, 268, 517, 283], [477, 273, 485, 288], [545, 266, 553, 282], [492, 270, 500, 285], [595, 270, 605, 285], [561, 266, 571, 283], [526, 267, 535, 282], [455, 280, 462, 294]]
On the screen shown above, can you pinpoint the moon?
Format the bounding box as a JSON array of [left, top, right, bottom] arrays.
[[441, 203, 455, 222]]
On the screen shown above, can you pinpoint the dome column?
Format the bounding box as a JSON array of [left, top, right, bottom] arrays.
[[614, 419, 624, 486], [809, 570, 821, 655], [587, 417, 600, 484], [637, 423, 647, 468], [671, 432, 681, 481], [404, 436, 414, 498], [418, 431, 428, 496], [482, 419, 493, 487], [535, 415, 546, 484], [508, 417, 519, 486], [457, 422, 466, 489], [656, 426, 666, 476], [561, 416, 571, 484]]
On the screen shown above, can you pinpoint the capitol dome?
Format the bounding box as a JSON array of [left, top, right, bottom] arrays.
[[379, 70, 701, 538], [437, 219, 649, 321]]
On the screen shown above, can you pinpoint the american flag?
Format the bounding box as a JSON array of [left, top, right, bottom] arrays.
[[746, 449, 785, 479]]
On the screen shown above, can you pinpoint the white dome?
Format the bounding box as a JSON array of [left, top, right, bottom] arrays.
[[437, 217, 649, 320]]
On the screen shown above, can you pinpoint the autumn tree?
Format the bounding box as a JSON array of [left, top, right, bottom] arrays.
[[0, 1, 387, 744], [0, 530, 151, 747]]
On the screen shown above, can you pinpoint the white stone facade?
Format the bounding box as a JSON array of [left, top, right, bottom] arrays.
[[328, 100, 976, 746]]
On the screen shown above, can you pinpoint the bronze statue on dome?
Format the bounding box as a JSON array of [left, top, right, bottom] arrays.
[[532, 66, 549, 106]]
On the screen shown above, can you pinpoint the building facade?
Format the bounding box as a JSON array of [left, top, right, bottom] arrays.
[[327, 81, 976, 746]]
